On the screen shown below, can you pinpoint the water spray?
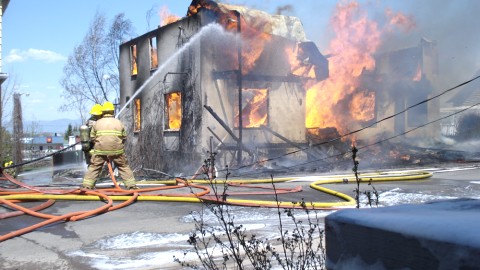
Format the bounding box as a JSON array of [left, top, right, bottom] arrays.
[[116, 23, 235, 118]]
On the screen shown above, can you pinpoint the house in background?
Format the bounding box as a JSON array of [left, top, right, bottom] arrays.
[[440, 70, 480, 136], [23, 136, 64, 160], [369, 38, 439, 139]]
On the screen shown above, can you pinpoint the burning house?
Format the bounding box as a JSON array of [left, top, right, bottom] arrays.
[[118, 0, 439, 175], [118, 0, 329, 174]]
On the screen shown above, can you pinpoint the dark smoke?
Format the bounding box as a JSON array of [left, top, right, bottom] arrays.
[[275, 5, 294, 15]]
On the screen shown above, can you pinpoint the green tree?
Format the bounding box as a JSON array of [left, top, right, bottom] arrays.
[[64, 123, 73, 140]]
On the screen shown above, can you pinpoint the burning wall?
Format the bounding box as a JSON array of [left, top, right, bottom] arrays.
[[118, 0, 439, 175], [118, 0, 330, 173]]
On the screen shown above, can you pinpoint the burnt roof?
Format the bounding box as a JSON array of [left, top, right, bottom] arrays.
[[188, 0, 308, 42]]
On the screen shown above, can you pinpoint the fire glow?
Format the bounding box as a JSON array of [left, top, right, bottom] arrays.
[[305, 1, 380, 134], [187, 0, 416, 138], [234, 88, 268, 128], [166, 92, 182, 130], [159, 6, 180, 27]]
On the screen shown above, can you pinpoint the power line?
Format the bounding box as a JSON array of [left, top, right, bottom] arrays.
[[233, 100, 480, 179], [221, 74, 480, 176]]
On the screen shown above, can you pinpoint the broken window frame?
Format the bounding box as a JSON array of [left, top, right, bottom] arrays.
[[133, 98, 141, 133], [164, 92, 182, 131], [149, 36, 158, 70], [130, 44, 138, 76], [234, 88, 269, 129]]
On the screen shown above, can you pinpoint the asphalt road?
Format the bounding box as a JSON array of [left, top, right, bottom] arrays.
[[1, 163, 479, 269]]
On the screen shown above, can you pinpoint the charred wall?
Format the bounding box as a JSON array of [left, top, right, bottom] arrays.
[[119, 14, 205, 175], [358, 38, 439, 141], [201, 25, 310, 166], [119, 4, 327, 175]]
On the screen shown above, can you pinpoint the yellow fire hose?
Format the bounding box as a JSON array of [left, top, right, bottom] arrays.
[[1, 170, 433, 209], [1, 170, 433, 242]]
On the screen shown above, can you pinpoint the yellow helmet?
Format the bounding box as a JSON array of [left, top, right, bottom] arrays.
[[89, 104, 103, 116], [102, 101, 115, 112]]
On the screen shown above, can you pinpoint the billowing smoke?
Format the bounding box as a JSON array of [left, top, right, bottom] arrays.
[[374, 0, 480, 89], [226, 0, 480, 101]]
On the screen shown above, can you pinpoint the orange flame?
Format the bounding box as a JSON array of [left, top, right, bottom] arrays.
[[350, 90, 375, 122], [223, 12, 272, 75], [188, 0, 272, 75], [385, 8, 416, 32], [130, 45, 137, 76], [285, 44, 316, 79], [413, 64, 422, 81], [305, 1, 380, 134], [166, 92, 182, 130], [159, 6, 180, 27], [235, 88, 268, 128], [134, 99, 141, 132]]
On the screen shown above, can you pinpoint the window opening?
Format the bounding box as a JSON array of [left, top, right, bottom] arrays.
[[234, 88, 268, 128], [130, 44, 137, 76], [150, 36, 158, 70], [349, 90, 376, 124], [134, 98, 141, 132], [165, 92, 182, 130]]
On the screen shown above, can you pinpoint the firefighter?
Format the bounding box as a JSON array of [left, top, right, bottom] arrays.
[[81, 104, 103, 165], [87, 104, 103, 128], [81, 101, 138, 189], [2, 160, 15, 176]]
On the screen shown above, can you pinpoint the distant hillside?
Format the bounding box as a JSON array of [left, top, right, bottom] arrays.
[[23, 119, 83, 135]]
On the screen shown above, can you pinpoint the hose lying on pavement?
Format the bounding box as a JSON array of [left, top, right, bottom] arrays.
[[0, 169, 432, 242]]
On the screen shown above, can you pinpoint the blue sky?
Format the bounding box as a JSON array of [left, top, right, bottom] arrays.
[[3, 0, 480, 124], [3, 0, 334, 123], [3, 0, 192, 122]]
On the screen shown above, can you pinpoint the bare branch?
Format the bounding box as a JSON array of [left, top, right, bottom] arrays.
[[60, 11, 134, 118]]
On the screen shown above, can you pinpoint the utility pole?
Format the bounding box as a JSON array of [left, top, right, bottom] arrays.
[[234, 10, 243, 167], [12, 93, 24, 172], [0, 75, 7, 163]]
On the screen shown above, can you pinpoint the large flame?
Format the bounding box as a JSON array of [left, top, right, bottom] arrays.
[[285, 44, 316, 79], [221, 11, 273, 75], [188, 0, 272, 75], [186, 0, 417, 138], [235, 88, 268, 128], [350, 90, 375, 121], [305, 1, 381, 134], [166, 92, 182, 130]]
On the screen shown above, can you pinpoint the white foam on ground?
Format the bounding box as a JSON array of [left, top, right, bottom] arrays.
[[69, 249, 193, 270], [362, 188, 456, 207], [94, 231, 188, 250], [182, 206, 282, 223], [67, 166, 480, 269]]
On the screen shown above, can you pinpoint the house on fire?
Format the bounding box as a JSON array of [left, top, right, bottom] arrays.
[[118, 0, 439, 175], [118, 0, 328, 174], [369, 38, 439, 139]]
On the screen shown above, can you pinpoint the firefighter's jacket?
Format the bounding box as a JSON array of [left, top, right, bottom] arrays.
[[90, 114, 127, 156]]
